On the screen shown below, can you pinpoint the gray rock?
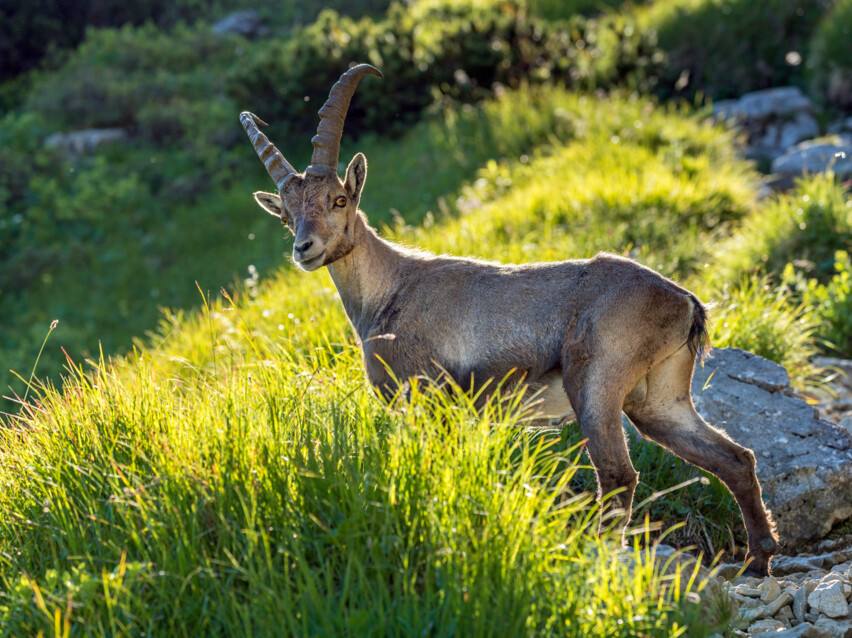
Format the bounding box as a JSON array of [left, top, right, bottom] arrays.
[[808, 579, 850, 618], [719, 87, 814, 121], [749, 617, 788, 633], [762, 577, 783, 602], [713, 87, 819, 161], [797, 582, 821, 622], [827, 118, 852, 136], [772, 622, 832, 638], [692, 348, 852, 547], [775, 556, 832, 577], [45, 128, 127, 157], [812, 614, 852, 638], [756, 112, 820, 157], [211, 10, 262, 38], [771, 140, 852, 188]]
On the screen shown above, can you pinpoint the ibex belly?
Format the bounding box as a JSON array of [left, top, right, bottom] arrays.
[[527, 369, 649, 426], [527, 369, 576, 425]]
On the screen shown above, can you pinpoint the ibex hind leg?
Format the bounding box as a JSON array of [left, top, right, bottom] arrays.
[[623, 344, 779, 575]]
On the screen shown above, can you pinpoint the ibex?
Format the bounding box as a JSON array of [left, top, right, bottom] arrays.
[[240, 64, 779, 575]]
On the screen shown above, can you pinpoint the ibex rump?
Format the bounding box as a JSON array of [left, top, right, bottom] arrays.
[[240, 64, 779, 575]]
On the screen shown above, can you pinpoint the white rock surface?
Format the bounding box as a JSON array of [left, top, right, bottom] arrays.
[[692, 349, 852, 546], [808, 579, 850, 618], [771, 140, 852, 187]]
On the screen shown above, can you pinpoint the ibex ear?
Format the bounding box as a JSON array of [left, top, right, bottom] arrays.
[[344, 153, 367, 203], [253, 191, 284, 218]]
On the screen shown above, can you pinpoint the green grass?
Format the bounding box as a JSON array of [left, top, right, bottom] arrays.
[[0, 289, 726, 635], [0, 87, 779, 635]]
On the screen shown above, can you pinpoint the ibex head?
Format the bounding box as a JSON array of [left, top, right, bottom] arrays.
[[241, 64, 382, 271]]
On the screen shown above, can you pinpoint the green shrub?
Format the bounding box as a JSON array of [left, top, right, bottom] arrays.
[[229, 3, 664, 142], [639, 0, 833, 100], [705, 277, 819, 381], [0, 0, 392, 87], [788, 252, 852, 355], [24, 22, 240, 149], [711, 174, 852, 286], [528, 0, 645, 19], [808, 0, 852, 110]]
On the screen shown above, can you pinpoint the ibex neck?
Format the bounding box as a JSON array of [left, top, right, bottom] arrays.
[[326, 212, 402, 341]]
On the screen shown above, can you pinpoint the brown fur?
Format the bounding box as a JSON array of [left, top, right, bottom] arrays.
[[251, 150, 779, 577]]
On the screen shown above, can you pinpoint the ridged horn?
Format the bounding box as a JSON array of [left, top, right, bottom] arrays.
[[240, 111, 297, 191], [307, 63, 383, 176]]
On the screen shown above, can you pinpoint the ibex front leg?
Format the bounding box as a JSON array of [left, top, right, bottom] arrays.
[[564, 365, 639, 542]]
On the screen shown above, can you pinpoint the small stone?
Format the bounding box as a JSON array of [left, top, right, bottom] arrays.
[[734, 585, 764, 598], [762, 577, 783, 602], [812, 614, 852, 637], [809, 579, 850, 618], [774, 556, 830, 577], [778, 604, 796, 623], [798, 582, 820, 621], [749, 618, 787, 633], [839, 417, 852, 435], [771, 622, 828, 637]]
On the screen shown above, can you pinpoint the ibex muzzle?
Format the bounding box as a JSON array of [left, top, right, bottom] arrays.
[[241, 64, 780, 576]]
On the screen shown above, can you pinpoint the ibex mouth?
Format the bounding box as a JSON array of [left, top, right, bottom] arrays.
[[295, 250, 326, 272]]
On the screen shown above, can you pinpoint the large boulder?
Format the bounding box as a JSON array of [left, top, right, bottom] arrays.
[[211, 10, 263, 38], [713, 87, 819, 161], [771, 139, 852, 189], [691, 348, 852, 547], [45, 128, 127, 157]]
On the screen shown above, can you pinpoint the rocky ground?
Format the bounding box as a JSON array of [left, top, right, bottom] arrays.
[[712, 86, 852, 190], [669, 350, 852, 636], [717, 535, 852, 637]]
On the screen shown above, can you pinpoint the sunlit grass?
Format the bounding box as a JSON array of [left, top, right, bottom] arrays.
[[0, 303, 725, 635], [0, 86, 827, 634]]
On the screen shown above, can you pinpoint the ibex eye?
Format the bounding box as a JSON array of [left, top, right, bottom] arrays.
[[335, 196, 347, 208]]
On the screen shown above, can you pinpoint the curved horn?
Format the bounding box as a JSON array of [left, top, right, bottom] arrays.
[[307, 63, 383, 176], [240, 111, 297, 191]]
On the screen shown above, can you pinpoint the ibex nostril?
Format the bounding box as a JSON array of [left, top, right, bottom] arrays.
[[295, 240, 313, 254]]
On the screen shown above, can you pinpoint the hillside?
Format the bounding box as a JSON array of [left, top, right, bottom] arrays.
[[3, 0, 852, 634]]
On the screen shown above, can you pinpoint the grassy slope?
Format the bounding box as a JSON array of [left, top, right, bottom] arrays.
[[0, 86, 792, 635]]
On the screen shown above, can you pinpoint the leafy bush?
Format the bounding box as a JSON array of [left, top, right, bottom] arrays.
[[528, 0, 649, 20], [710, 174, 852, 286], [24, 23, 240, 149], [788, 252, 852, 355], [228, 2, 664, 142], [0, 0, 392, 88], [639, 0, 834, 100], [808, 0, 852, 110]]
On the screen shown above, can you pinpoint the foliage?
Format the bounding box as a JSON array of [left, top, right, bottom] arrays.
[[705, 278, 819, 379], [710, 174, 852, 286], [788, 252, 852, 356], [24, 23, 240, 147], [528, 0, 650, 20], [0, 0, 392, 90], [638, 0, 834, 100], [228, 2, 664, 141], [808, 0, 852, 110]]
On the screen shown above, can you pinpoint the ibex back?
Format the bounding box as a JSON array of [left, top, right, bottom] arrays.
[[240, 64, 779, 575]]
